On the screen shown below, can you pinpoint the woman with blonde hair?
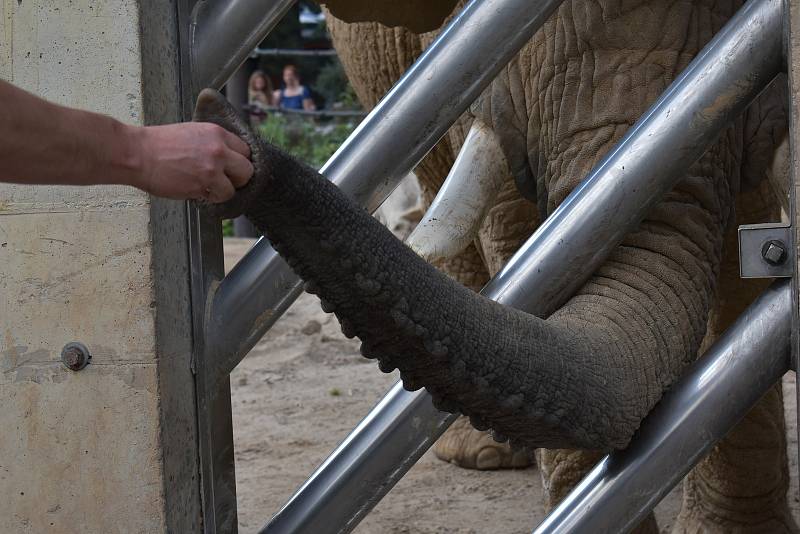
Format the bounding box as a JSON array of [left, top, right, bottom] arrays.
[[248, 70, 274, 106], [248, 70, 274, 125]]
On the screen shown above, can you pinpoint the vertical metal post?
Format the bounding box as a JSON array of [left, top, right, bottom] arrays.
[[180, 1, 298, 532], [533, 281, 792, 534], [185, 206, 239, 533], [260, 0, 784, 531], [785, 0, 800, 488], [225, 61, 254, 116], [179, 0, 239, 527], [226, 61, 262, 238]]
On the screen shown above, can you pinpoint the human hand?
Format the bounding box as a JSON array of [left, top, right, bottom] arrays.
[[128, 122, 254, 202]]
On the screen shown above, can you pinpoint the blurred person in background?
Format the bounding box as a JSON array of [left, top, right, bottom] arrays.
[[247, 70, 275, 126], [274, 64, 316, 111]]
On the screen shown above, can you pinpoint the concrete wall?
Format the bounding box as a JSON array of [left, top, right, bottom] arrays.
[[0, 1, 200, 532]]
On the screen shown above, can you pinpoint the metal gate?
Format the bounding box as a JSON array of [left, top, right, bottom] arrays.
[[176, 0, 797, 532]]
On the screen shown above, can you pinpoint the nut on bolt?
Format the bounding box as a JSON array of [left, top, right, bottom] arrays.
[[761, 240, 788, 266], [61, 342, 91, 371]]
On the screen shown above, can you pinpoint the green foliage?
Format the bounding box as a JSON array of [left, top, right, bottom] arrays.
[[222, 218, 234, 237], [337, 85, 360, 110], [256, 114, 357, 169], [313, 58, 362, 110]]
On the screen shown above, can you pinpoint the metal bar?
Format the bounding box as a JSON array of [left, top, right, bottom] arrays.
[[259, 0, 785, 532], [251, 47, 338, 57], [176, 0, 241, 532], [185, 0, 297, 531], [190, 0, 296, 94], [244, 104, 367, 118], [186, 188, 240, 532], [207, 0, 566, 379], [534, 280, 792, 534], [262, 383, 457, 534], [785, 0, 800, 486], [484, 0, 784, 315], [226, 62, 254, 116]]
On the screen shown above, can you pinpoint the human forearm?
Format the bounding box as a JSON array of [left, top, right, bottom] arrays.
[[0, 80, 141, 187], [0, 80, 253, 201]]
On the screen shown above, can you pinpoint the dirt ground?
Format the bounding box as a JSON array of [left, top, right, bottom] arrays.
[[224, 238, 800, 534]]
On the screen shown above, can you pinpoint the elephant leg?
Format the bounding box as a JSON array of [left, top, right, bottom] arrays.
[[674, 180, 797, 533], [675, 385, 794, 533], [535, 448, 660, 533], [535, 448, 604, 509]]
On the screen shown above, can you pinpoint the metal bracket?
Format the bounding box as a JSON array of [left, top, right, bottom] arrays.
[[738, 223, 794, 278]]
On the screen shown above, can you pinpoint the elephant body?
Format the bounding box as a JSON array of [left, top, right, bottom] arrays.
[[325, 1, 795, 531], [203, 0, 795, 530]]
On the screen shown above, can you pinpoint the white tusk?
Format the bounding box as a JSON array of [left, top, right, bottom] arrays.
[[407, 120, 509, 262]]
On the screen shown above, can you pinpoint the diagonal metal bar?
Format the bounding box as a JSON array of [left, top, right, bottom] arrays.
[[251, 47, 338, 57], [534, 280, 792, 534], [190, 0, 296, 94], [206, 0, 567, 380], [259, 0, 785, 532]]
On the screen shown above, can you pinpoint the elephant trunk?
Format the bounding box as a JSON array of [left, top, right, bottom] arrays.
[[196, 89, 685, 452]]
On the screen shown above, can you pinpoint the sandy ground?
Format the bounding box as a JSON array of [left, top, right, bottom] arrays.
[[224, 238, 799, 534]]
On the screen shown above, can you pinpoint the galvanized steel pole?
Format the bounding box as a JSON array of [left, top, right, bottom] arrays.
[[184, 2, 296, 532], [207, 0, 567, 379], [260, 0, 785, 532], [190, 0, 296, 93], [534, 280, 792, 534], [266, 382, 456, 534]]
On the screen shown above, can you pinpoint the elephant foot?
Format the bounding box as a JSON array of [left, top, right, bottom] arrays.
[[672, 507, 799, 534], [433, 416, 534, 470]]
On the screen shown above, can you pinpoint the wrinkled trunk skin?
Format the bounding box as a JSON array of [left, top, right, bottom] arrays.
[[200, 79, 733, 452], [327, 10, 531, 471]]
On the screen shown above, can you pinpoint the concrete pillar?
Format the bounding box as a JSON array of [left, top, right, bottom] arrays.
[[0, 1, 200, 532]]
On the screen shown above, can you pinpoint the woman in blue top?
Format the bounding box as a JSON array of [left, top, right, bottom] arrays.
[[275, 65, 316, 111]]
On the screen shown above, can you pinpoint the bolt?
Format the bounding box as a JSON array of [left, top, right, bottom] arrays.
[[761, 240, 787, 266], [61, 342, 91, 371]]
